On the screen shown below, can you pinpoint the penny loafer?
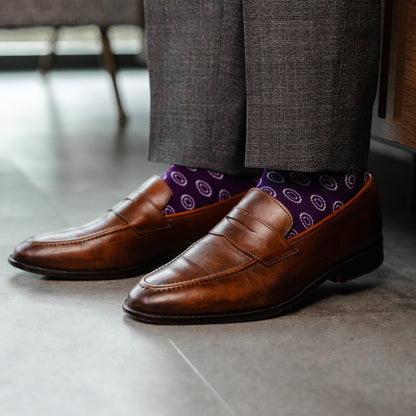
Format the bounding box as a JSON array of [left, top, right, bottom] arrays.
[[8, 176, 246, 279], [123, 176, 383, 324]]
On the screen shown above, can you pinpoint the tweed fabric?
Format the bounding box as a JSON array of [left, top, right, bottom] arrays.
[[0, 0, 141, 28], [145, 0, 380, 173], [145, 0, 260, 176], [243, 0, 380, 171]]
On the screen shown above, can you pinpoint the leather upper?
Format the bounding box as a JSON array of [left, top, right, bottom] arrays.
[[11, 176, 246, 273], [126, 176, 383, 316], [210, 191, 298, 266]]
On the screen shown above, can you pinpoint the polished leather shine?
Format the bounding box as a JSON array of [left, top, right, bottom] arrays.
[[123, 176, 384, 324], [9, 176, 246, 279]]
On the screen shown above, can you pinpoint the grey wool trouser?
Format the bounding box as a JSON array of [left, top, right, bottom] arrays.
[[145, 0, 380, 175]]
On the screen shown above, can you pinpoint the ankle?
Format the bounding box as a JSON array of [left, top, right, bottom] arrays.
[[258, 169, 369, 237], [161, 165, 258, 214]]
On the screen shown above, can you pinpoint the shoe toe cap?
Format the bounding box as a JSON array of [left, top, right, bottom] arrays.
[[10, 237, 39, 264], [9, 235, 62, 270], [124, 282, 169, 317]]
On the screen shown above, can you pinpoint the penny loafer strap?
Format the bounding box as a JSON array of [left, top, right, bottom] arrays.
[[111, 176, 172, 234], [210, 203, 299, 267]]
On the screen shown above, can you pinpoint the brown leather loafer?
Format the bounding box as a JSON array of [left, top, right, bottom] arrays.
[[123, 176, 383, 324], [8, 176, 245, 279]]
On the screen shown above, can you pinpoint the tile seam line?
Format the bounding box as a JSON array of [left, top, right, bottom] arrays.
[[168, 338, 236, 416]]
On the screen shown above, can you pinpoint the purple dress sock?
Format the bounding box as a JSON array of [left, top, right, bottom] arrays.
[[161, 165, 259, 214], [258, 169, 370, 238]]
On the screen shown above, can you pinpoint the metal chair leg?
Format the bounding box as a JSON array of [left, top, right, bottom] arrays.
[[38, 28, 59, 75], [100, 27, 128, 124]]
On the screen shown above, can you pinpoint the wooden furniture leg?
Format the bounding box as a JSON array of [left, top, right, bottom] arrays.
[[393, 0, 411, 121], [38, 28, 59, 75], [100, 27, 128, 124]]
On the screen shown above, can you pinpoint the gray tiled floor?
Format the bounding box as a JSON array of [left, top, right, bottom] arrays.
[[1, 70, 415, 416]]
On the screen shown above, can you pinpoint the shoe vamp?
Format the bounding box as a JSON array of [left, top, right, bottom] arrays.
[[32, 212, 124, 242], [142, 234, 255, 287]]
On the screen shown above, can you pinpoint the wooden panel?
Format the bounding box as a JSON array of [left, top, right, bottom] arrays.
[[372, 0, 416, 149]]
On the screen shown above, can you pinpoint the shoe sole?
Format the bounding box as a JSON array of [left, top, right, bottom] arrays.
[[7, 252, 180, 280], [122, 236, 384, 324]]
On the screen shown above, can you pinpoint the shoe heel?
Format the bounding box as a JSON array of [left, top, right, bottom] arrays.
[[329, 236, 384, 284]]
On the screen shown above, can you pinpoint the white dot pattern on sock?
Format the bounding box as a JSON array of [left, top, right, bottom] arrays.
[[319, 175, 338, 191], [286, 229, 298, 238], [310, 194, 326, 211], [161, 165, 259, 215], [345, 172, 356, 189], [258, 169, 368, 238], [195, 180, 212, 197], [261, 186, 278, 198], [332, 200, 344, 212], [180, 194, 195, 210], [300, 212, 314, 229], [208, 171, 224, 180], [290, 172, 310, 186], [171, 171, 188, 186], [163, 205, 176, 215], [266, 171, 285, 183], [219, 189, 231, 201], [283, 188, 302, 204]]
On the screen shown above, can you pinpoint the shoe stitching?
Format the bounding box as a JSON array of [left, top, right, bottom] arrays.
[[141, 192, 170, 226], [232, 207, 278, 234], [32, 223, 122, 243], [139, 260, 257, 292], [111, 192, 173, 238], [229, 236, 299, 265], [209, 228, 299, 266], [211, 206, 299, 265], [114, 193, 170, 232], [143, 258, 254, 287], [251, 188, 294, 232], [31, 226, 131, 246], [165, 193, 244, 222], [114, 208, 171, 236], [128, 176, 172, 208], [140, 238, 204, 281], [141, 233, 254, 286], [135, 181, 378, 293]]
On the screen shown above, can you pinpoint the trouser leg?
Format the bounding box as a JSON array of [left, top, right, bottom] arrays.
[[144, 0, 258, 176], [145, 0, 380, 173], [243, 0, 380, 171]]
